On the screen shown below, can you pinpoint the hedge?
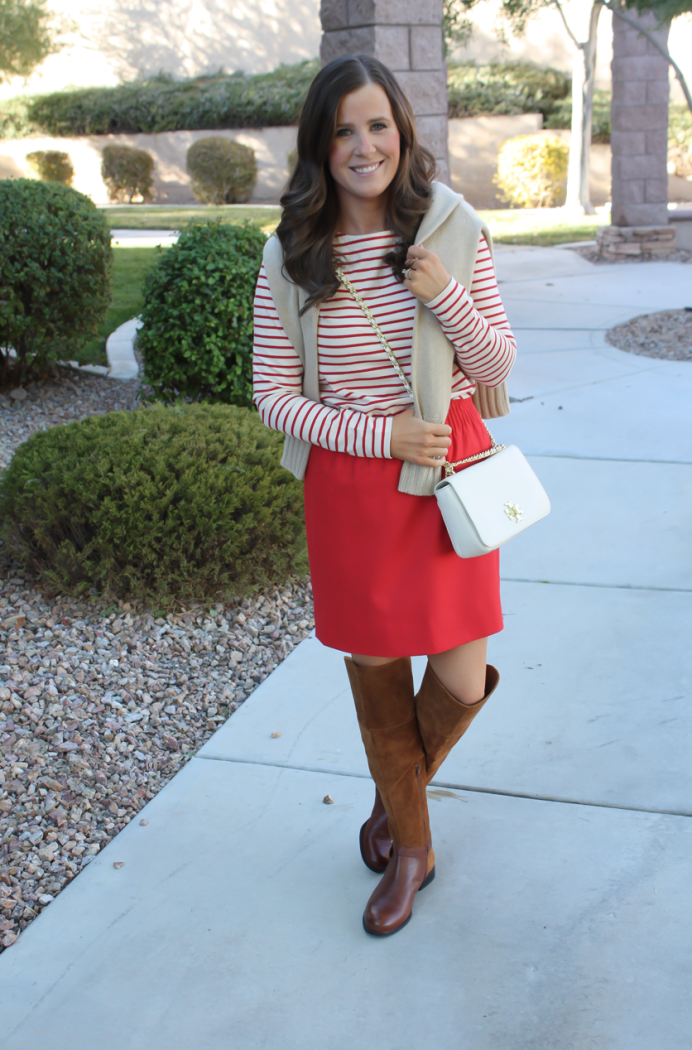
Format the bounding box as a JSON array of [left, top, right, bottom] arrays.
[[0, 403, 306, 601], [447, 61, 570, 122], [0, 60, 577, 139], [18, 60, 320, 137]]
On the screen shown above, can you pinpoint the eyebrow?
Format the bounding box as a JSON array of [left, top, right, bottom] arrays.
[[335, 115, 391, 127]]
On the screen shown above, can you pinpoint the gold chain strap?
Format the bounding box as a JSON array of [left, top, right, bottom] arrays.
[[335, 266, 506, 477], [335, 267, 415, 400]]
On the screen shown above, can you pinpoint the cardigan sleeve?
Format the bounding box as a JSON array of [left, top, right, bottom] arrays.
[[425, 236, 517, 388], [252, 265, 393, 458]]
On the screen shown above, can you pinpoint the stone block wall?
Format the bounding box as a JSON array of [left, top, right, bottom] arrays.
[[611, 9, 670, 226], [320, 0, 449, 182]]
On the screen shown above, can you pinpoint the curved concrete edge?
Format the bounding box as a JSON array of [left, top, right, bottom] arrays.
[[62, 317, 141, 382], [105, 316, 142, 381]]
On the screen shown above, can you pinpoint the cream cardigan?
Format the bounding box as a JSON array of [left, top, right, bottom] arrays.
[[261, 181, 510, 497]]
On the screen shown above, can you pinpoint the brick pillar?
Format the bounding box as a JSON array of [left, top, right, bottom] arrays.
[[610, 8, 669, 226], [320, 0, 450, 183]]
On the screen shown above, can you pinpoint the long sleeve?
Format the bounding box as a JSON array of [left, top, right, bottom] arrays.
[[252, 265, 393, 458], [426, 236, 516, 388]]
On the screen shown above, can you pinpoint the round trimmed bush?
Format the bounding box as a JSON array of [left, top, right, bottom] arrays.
[[101, 144, 155, 202], [26, 150, 74, 185], [0, 403, 306, 601], [186, 137, 257, 204], [0, 179, 112, 388], [138, 221, 266, 406], [494, 134, 569, 208]]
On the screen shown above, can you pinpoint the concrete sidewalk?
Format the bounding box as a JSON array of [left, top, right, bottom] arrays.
[[1, 249, 691, 1050]]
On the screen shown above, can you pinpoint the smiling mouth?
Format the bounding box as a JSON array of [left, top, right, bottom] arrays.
[[350, 160, 384, 175]]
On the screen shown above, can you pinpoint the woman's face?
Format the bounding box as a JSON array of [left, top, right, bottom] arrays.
[[328, 82, 401, 205]]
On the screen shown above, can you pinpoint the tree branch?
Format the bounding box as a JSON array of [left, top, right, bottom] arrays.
[[602, 0, 692, 114], [551, 0, 584, 50]]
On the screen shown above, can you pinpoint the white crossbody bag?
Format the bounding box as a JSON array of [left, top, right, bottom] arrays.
[[337, 268, 551, 559]]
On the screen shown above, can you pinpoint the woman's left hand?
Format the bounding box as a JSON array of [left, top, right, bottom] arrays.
[[402, 244, 452, 304]]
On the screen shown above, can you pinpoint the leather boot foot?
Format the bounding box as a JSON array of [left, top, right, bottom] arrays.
[[359, 788, 392, 874], [362, 845, 435, 936]]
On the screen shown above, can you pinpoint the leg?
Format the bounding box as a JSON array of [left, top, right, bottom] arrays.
[[351, 654, 402, 875], [427, 637, 488, 706], [351, 654, 399, 668], [417, 639, 500, 784], [345, 657, 435, 936]]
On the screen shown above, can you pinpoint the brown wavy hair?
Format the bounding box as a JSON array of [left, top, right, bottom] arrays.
[[276, 55, 436, 312]]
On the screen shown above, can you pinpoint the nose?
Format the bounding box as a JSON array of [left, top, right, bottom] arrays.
[[355, 131, 377, 157]]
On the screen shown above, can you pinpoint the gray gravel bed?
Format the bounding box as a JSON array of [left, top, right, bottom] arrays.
[[606, 309, 692, 361], [0, 368, 144, 471], [0, 567, 314, 951]]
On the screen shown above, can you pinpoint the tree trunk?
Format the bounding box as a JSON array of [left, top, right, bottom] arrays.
[[564, 0, 602, 215]]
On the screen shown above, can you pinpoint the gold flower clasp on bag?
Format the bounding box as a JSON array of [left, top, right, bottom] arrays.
[[503, 501, 523, 523]]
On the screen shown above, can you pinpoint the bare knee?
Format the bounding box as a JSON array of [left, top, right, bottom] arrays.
[[351, 654, 401, 668], [428, 639, 487, 706]]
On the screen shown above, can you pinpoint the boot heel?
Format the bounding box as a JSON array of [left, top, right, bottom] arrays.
[[418, 865, 436, 891]]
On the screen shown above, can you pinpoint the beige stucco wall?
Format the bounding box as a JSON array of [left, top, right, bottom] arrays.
[[0, 0, 321, 99], [0, 126, 298, 203]]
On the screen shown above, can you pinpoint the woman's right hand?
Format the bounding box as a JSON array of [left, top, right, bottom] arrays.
[[390, 409, 452, 467]]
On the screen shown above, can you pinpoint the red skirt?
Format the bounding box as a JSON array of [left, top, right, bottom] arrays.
[[303, 396, 503, 657]]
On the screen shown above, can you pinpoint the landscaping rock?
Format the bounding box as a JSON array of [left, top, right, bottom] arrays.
[[606, 309, 692, 361], [0, 559, 314, 953]]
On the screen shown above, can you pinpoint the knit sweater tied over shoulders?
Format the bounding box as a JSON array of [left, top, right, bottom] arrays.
[[257, 181, 514, 498]]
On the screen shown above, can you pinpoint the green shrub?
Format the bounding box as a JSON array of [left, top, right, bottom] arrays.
[[0, 179, 112, 388], [544, 88, 612, 143], [447, 61, 570, 121], [186, 136, 257, 204], [20, 60, 319, 137], [0, 403, 306, 601], [26, 149, 74, 185], [101, 144, 155, 202], [495, 134, 569, 208], [0, 95, 31, 137], [138, 221, 265, 406]]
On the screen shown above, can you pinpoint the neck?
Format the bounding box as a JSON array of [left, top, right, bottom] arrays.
[[335, 187, 389, 235]]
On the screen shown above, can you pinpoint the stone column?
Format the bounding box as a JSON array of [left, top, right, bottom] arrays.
[[609, 8, 669, 227], [320, 0, 449, 183]]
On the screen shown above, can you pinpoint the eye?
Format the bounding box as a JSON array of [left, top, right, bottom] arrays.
[[335, 128, 352, 138], [371, 122, 388, 131]]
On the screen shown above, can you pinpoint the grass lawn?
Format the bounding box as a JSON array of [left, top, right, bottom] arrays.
[[479, 207, 609, 246], [100, 203, 610, 246], [78, 247, 163, 367], [100, 204, 281, 235]]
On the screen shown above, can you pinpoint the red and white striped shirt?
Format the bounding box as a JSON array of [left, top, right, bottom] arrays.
[[253, 231, 516, 459]]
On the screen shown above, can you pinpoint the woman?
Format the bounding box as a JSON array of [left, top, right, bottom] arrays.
[[253, 55, 516, 936]]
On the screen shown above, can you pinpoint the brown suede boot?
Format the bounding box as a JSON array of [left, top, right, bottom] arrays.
[[360, 663, 500, 869], [345, 657, 435, 936], [416, 663, 500, 783]]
